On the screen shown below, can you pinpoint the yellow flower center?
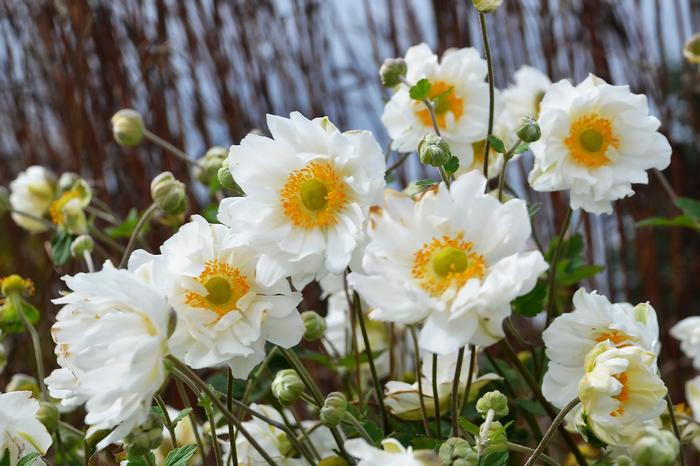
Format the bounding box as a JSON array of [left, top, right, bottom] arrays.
[[184, 260, 251, 317], [412, 233, 486, 297], [280, 161, 349, 229], [595, 329, 636, 347], [416, 81, 464, 129], [49, 190, 81, 226], [611, 372, 629, 417], [564, 114, 620, 168]]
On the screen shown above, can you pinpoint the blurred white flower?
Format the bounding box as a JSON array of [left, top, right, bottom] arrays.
[[345, 438, 436, 466], [349, 170, 547, 354], [670, 316, 700, 369], [502, 65, 551, 132], [0, 391, 52, 466], [45, 261, 170, 449], [218, 112, 385, 288], [9, 166, 56, 233], [543, 289, 659, 409], [528, 74, 671, 214]]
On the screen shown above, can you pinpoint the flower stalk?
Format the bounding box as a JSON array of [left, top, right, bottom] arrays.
[[478, 11, 495, 187], [524, 398, 580, 466]]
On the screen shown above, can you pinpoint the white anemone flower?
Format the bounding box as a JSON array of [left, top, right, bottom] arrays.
[[528, 74, 671, 214], [502, 65, 552, 132], [381, 43, 492, 170], [133, 215, 304, 379], [218, 112, 385, 288], [9, 166, 56, 233], [670, 316, 700, 369], [0, 391, 52, 465], [542, 288, 659, 409], [576, 342, 667, 447], [45, 261, 170, 449], [345, 438, 437, 466], [349, 170, 547, 354]]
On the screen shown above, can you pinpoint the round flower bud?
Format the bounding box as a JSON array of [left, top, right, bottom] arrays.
[[0, 186, 10, 218], [217, 166, 244, 196], [70, 234, 94, 258], [111, 109, 145, 147], [479, 420, 508, 455], [320, 392, 347, 428], [271, 369, 305, 405], [124, 411, 164, 456], [37, 401, 60, 433], [379, 58, 408, 88], [194, 146, 228, 184], [318, 456, 349, 466], [629, 427, 679, 466], [516, 117, 541, 143], [301, 311, 326, 341], [683, 33, 700, 64], [476, 390, 509, 419], [151, 172, 187, 215], [0, 274, 34, 298], [439, 437, 478, 466], [7, 374, 41, 398], [612, 455, 634, 466], [418, 134, 452, 167], [472, 0, 503, 13]]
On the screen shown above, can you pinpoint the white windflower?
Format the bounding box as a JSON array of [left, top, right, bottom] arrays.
[[502, 65, 552, 132], [685, 375, 700, 450], [577, 342, 667, 447], [670, 316, 700, 369], [381, 43, 492, 171], [9, 166, 56, 233], [543, 289, 659, 409], [0, 391, 52, 465], [349, 170, 548, 354], [218, 112, 385, 288], [134, 215, 304, 379], [345, 438, 436, 466], [528, 74, 671, 214], [45, 261, 170, 449]]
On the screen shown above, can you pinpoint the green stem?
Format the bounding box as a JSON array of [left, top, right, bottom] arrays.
[[9, 294, 47, 399], [155, 394, 178, 448], [173, 378, 207, 461], [144, 129, 200, 167], [143, 453, 156, 466], [409, 326, 432, 437], [478, 11, 495, 188], [545, 207, 573, 326], [227, 369, 239, 466], [204, 401, 224, 466], [497, 140, 522, 202], [386, 152, 412, 174], [431, 353, 442, 440], [454, 345, 476, 435], [9, 209, 56, 230], [524, 398, 580, 466], [665, 393, 686, 466], [342, 412, 375, 444], [89, 224, 125, 253], [118, 203, 157, 268], [507, 442, 562, 466]]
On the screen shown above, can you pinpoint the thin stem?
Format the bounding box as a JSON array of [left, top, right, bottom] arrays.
[[9, 294, 47, 399], [174, 378, 207, 460], [545, 207, 573, 326], [478, 11, 495, 187], [497, 140, 522, 202], [450, 347, 466, 437], [456, 345, 477, 432], [507, 442, 562, 466], [665, 393, 686, 466], [82, 250, 95, 273], [409, 326, 431, 437], [342, 272, 364, 407], [118, 203, 157, 268], [478, 408, 495, 456], [524, 398, 580, 466], [342, 412, 374, 444], [89, 225, 125, 253], [431, 353, 442, 440], [143, 453, 156, 466], [386, 152, 412, 173], [204, 401, 224, 466], [155, 394, 178, 448], [85, 206, 120, 225], [144, 129, 200, 167], [290, 408, 321, 461], [352, 290, 390, 434], [227, 369, 238, 466]]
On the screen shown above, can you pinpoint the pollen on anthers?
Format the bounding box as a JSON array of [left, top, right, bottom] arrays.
[[185, 259, 251, 317]]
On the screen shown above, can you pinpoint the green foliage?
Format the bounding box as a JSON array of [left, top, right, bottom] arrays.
[[409, 79, 431, 100], [546, 233, 604, 287], [171, 408, 193, 427], [512, 281, 546, 317], [444, 156, 460, 177], [0, 298, 39, 333], [415, 178, 439, 187], [635, 196, 700, 231], [16, 453, 40, 466], [477, 451, 509, 466], [51, 230, 74, 265], [487, 135, 506, 154], [513, 141, 530, 155], [163, 445, 197, 466], [457, 417, 481, 436]]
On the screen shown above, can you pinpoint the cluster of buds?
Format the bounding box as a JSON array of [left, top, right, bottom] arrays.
[[418, 134, 452, 167], [271, 369, 305, 405], [151, 172, 188, 216], [439, 437, 478, 466], [194, 146, 228, 185], [124, 411, 164, 456], [320, 392, 347, 428]]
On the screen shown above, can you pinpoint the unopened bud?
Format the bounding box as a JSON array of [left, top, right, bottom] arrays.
[[271, 369, 305, 405], [151, 172, 187, 215], [629, 427, 679, 466], [37, 401, 60, 433], [0, 187, 10, 218], [472, 0, 503, 13], [684, 33, 700, 64], [612, 456, 634, 466], [1, 275, 34, 298], [480, 420, 508, 455], [301, 311, 326, 341], [217, 166, 244, 196], [318, 456, 349, 466], [476, 390, 509, 419], [379, 58, 408, 88], [439, 437, 478, 466], [320, 392, 347, 428], [195, 146, 228, 184], [124, 411, 164, 456], [7, 375, 40, 398], [418, 134, 451, 167], [70, 235, 94, 258], [111, 109, 145, 147], [516, 117, 541, 143]]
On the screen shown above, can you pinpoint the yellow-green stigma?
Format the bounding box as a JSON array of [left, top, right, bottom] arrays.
[[299, 179, 329, 211]]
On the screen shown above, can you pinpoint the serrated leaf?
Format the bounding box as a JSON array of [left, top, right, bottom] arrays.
[[477, 451, 509, 466], [457, 417, 481, 436], [512, 281, 546, 317], [16, 453, 40, 466], [487, 135, 506, 154], [675, 197, 700, 221], [171, 408, 193, 427], [409, 78, 431, 100], [635, 215, 699, 230], [513, 141, 530, 155], [443, 156, 460, 177], [415, 178, 438, 187], [163, 445, 197, 466], [51, 230, 73, 266]]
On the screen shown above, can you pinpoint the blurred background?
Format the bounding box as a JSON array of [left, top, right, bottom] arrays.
[[1, 0, 700, 442]]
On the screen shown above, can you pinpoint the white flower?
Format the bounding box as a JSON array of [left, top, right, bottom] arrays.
[[670, 316, 700, 369], [218, 112, 386, 287], [349, 170, 547, 354], [45, 261, 170, 449], [345, 438, 435, 466], [577, 342, 667, 446], [381, 43, 493, 171], [133, 215, 304, 378], [685, 376, 700, 450], [502, 65, 551, 132], [528, 74, 671, 214], [0, 391, 52, 465], [9, 166, 56, 233], [542, 288, 659, 409]]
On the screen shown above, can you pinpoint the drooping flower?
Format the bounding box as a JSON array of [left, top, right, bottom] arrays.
[[45, 261, 171, 449], [543, 289, 659, 409], [381, 44, 492, 172], [349, 170, 547, 354], [502, 65, 552, 133], [9, 166, 56, 233], [576, 342, 667, 446], [670, 316, 700, 369], [218, 112, 385, 287], [0, 391, 52, 465], [133, 215, 303, 378], [528, 74, 671, 214], [345, 438, 438, 466]]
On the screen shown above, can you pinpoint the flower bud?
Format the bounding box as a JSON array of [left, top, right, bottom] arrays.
[[418, 134, 452, 167], [194, 146, 228, 184], [58, 172, 80, 193], [379, 58, 408, 88], [472, 0, 503, 13], [37, 401, 60, 433], [301, 311, 326, 341], [111, 109, 145, 147], [70, 234, 94, 258], [439, 437, 478, 466], [1, 274, 34, 298], [0, 187, 10, 218], [271, 369, 305, 405], [413, 450, 442, 466], [683, 33, 700, 64], [317, 456, 349, 466], [7, 374, 41, 398], [320, 392, 347, 427], [217, 166, 244, 196], [480, 420, 508, 455], [612, 455, 634, 466], [151, 172, 187, 215], [516, 117, 541, 143], [629, 427, 679, 466], [124, 411, 164, 456], [476, 390, 509, 419]]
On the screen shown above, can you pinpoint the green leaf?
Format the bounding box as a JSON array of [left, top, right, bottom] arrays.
[[513, 141, 530, 155], [0, 298, 40, 334], [201, 203, 219, 223], [515, 399, 547, 416], [51, 230, 73, 266], [635, 215, 699, 230], [0, 450, 10, 466], [457, 417, 481, 436], [511, 281, 546, 317], [16, 453, 40, 466], [411, 436, 442, 450], [558, 264, 605, 286], [546, 233, 604, 287], [443, 156, 460, 177], [171, 408, 193, 427], [478, 451, 509, 466], [415, 178, 438, 187], [105, 208, 140, 238], [487, 135, 506, 154], [675, 197, 700, 221], [409, 79, 431, 100], [163, 445, 197, 466]]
